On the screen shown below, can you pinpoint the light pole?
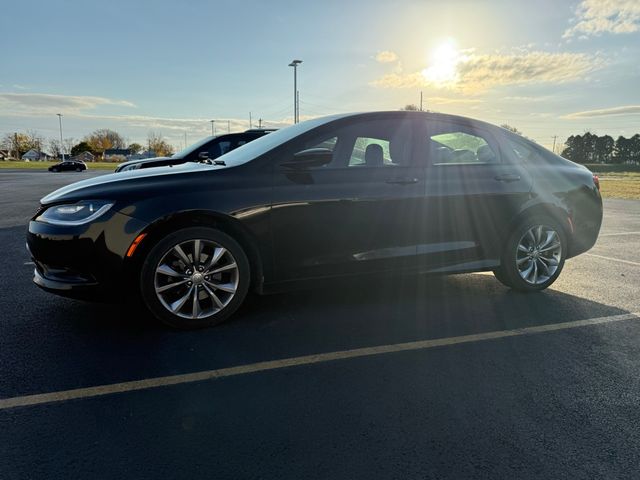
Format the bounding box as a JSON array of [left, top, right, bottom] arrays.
[[210, 120, 216, 136], [288, 59, 302, 123], [56, 113, 64, 160]]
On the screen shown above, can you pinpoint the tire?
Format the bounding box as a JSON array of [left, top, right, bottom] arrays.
[[140, 227, 250, 329], [493, 216, 566, 292], [76, 167, 82, 172], [51, 168, 58, 172]]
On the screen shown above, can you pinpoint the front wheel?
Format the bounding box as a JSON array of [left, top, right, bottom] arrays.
[[140, 227, 250, 329], [494, 217, 566, 292]]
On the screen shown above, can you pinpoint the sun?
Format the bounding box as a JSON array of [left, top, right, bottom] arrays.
[[422, 39, 462, 86]]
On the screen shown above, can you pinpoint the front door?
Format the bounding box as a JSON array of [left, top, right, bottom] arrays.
[[270, 116, 426, 282]]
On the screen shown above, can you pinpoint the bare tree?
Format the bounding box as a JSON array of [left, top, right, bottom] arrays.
[[147, 131, 174, 157]]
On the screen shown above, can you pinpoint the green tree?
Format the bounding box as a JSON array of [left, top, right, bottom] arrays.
[[71, 141, 94, 156], [594, 135, 614, 163], [128, 143, 143, 154]]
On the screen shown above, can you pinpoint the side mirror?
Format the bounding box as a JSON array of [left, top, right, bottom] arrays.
[[198, 151, 209, 160], [281, 148, 333, 169]]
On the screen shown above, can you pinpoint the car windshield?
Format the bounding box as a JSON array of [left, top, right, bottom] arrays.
[[171, 136, 216, 158], [215, 114, 349, 167]]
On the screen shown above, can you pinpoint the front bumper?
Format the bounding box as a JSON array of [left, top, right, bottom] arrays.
[[27, 210, 149, 302]]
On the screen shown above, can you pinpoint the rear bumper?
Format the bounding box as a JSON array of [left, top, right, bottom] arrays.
[[567, 188, 603, 258]]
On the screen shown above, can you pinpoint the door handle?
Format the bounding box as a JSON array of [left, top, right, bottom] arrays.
[[494, 174, 521, 182], [386, 177, 419, 185]]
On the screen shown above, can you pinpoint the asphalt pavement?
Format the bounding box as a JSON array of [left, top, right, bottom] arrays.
[[1, 170, 639, 479]]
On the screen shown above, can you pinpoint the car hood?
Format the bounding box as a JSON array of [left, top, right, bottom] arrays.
[[41, 161, 218, 205], [118, 156, 173, 168]]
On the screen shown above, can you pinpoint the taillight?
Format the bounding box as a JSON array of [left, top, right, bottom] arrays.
[[593, 175, 600, 191]]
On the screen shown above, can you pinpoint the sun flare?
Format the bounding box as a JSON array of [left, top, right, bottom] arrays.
[[421, 39, 462, 86]]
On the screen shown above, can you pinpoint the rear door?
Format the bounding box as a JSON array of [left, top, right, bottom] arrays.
[[270, 115, 426, 281], [415, 118, 532, 270]]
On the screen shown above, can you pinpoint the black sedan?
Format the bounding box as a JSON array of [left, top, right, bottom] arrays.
[[114, 129, 276, 172], [27, 112, 602, 329], [48, 160, 87, 172]]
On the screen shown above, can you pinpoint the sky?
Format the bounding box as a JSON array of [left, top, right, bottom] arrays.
[[1, 0, 639, 151]]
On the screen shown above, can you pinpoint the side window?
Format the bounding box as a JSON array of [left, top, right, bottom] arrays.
[[428, 125, 499, 165], [208, 140, 232, 158], [287, 118, 412, 169]]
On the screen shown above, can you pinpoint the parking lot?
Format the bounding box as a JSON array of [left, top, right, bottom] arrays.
[[1, 169, 640, 479]]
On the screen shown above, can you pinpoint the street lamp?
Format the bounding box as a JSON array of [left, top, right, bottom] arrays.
[[56, 113, 64, 160], [210, 120, 216, 136], [288, 59, 302, 123]]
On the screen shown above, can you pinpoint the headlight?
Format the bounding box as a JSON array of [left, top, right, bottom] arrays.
[[36, 200, 114, 226]]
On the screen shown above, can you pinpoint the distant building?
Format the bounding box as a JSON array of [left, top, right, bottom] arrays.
[[22, 149, 50, 161], [103, 148, 131, 160], [128, 150, 157, 160], [70, 151, 95, 163], [0, 149, 9, 160]]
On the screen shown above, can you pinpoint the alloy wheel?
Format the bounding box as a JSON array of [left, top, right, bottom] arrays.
[[154, 239, 239, 319], [515, 225, 562, 285]]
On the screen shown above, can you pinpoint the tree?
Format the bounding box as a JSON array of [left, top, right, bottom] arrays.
[[594, 135, 614, 163], [1, 131, 44, 158], [128, 143, 143, 154], [147, 132, 174, 157], [500, 124, 522, 135], [84, 129, 126, 154], [401, 104, 419, 111], [71, 141, 94, 156], [48, 137, 75, 158]]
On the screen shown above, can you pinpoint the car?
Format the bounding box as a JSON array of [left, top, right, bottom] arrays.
[[114, 129, 276, 172], [48, 160, 87, 172], [27, 111, 602, 329]]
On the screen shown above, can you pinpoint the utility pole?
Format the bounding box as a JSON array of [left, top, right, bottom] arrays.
[[249, 112, 252, 129], [258, 118, 262, 129], [288, 59, 302, 123], [227, 120, 230, 133], [420, 91, 423, 112], [552, 135, 557, 154], [184, 131, 187, 149], [14, 132, 19, 160], [56, 113, 64, 160], [210, 120, 215, 136]]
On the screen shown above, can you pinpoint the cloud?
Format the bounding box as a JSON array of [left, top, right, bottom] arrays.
[[426, 96, 483, 105], [0, 92, 136, 114], [372, 50, 601, 94], [374, 50, 398, 63], [564, 0, 640, 38], [563, 105, 640, 118]]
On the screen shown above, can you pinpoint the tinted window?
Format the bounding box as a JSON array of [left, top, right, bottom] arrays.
[[427, 122, 499, 165], [289, 118, 413, 169]]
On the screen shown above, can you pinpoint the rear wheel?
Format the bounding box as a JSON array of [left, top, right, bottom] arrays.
[[76, 167, 82, 172], [140, 227, 250, 329], [494, 216, 566, 292]]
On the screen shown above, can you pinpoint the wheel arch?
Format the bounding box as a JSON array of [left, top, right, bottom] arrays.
[[501, 202, 574, 258], [124, 210, 266, 293]]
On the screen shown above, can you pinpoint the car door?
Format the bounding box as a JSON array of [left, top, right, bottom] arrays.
[[270, 115, 426, 281], [414, 117, 533, 271]]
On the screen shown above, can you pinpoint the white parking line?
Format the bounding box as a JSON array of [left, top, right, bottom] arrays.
[[600, 232, 640, 237], [0, 312, 638, 411], [586, 253, 640, 267]]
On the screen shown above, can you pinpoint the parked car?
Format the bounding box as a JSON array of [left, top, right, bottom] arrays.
[[48, 160, 87, 172], [114, 129, 276, 172], [27, 112, 602, 329]]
